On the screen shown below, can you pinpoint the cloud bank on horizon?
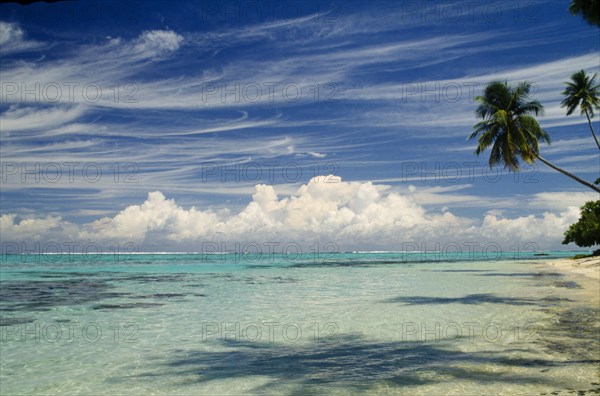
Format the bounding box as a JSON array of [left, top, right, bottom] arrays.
[[1, 175, 593, 252], [1, 1, 599, 251]]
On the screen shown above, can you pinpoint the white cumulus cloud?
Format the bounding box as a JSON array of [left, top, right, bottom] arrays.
[[1, 176, 588, 252], [0, 214, 78, 242]]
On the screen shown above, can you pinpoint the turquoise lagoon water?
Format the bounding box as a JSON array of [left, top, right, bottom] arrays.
[[1, 252, 599, 395]]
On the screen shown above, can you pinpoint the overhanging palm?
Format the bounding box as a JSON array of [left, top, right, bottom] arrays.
[[569, 0, 600, 27], [469, 81, 600, 193], [561, 70, 600, 150]]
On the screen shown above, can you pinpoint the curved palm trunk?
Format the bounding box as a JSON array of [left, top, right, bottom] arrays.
[[584, 110, 600, 150], [534, 154, 600, 193]]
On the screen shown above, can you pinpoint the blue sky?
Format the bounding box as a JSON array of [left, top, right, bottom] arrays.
[[1, 0, 599, 252]]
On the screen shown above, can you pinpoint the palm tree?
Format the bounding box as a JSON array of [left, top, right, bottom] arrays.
[[561, 70, 600, 150], [469, 81, 600, 193], [569, 0, 600, 27]]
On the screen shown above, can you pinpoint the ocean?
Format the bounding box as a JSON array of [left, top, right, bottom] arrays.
[[1, 251, 598, 395]]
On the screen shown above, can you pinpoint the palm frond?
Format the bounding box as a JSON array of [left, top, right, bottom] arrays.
[[468, 80, 549, 172]]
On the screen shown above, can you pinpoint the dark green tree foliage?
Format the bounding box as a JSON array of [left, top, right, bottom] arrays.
[[563, 200, 600, 247], [569, 0, 600, 27]]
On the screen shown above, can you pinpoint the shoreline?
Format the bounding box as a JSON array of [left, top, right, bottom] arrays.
[[539, 256, 600, 281], [538, 256, 599, 302]]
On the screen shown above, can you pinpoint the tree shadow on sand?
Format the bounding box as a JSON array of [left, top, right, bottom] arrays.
[[384, 293, 571, 306], [123, 333, 599, 393]]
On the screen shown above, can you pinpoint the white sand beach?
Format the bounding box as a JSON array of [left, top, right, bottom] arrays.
[[543, 256, 600, 281], [540, 256, 600, 305]]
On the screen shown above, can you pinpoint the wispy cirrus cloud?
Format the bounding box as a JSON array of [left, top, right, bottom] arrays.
[[1, 0, 598, 251], [0, 21, 44, 54], [0, 104, 86, 132]]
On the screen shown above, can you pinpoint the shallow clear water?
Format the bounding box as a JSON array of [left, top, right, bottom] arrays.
[[1, 252, 599, 395]]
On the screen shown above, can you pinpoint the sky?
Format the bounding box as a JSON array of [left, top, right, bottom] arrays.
[[0, 0, 599, 253]]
